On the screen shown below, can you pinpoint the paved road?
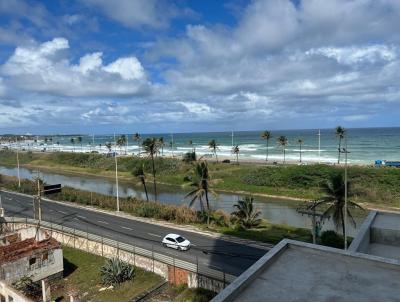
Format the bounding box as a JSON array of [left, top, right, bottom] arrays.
[[0, 190, 267, 276]]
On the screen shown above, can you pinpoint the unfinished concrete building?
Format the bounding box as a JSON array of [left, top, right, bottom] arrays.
[[0, 227, 63, 284]]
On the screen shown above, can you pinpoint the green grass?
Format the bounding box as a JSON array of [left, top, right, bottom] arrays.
[[51, 246, 162, 302], [1, 150, 400, 209]]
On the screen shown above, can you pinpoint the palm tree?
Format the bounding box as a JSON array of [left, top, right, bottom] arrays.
[[188, 140, 194, 152], [142, 138, 160, 201], [185, 161, 213, 225], [133, 165, 149, 202], [70, 138, 75, 152], [232, 145, 240, 164], [158, 137, 164, 156], [117, 135, 126, 154], [298, 139, 303, 163], [77, 136, 83, 152], [232, 196, 262, 229], [105, 142, 112, 154], [335, 126, 346, 164], [208, 139, 219, 162], [311, 174, 363, 238], [261, 131, 272, 161], [133, 133, 141, 157], [118, 135, 127, 154], [277, 136, 288, 163]]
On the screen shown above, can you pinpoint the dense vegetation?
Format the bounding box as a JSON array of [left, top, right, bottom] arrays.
[[0, 173, 311, 245], [0, 150, 399, 208]]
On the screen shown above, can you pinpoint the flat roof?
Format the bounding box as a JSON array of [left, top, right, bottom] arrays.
[[372, 212, 400, 231], [213, 240, 400, 302]]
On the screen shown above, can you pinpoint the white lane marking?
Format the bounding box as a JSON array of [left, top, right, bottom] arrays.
[[6, 197, 12, 200], [49, 209, 54, 212], [148, 233, 162, 238], [77, 215, 87, 219], [120, 226, 133, 231], [191, 243, 197, 247], [58, 210, 67, 214], [98, 220, 109, 225]]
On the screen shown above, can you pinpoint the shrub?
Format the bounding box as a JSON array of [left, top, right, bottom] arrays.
[[13, 276, 41, 300], [320, 230, 344, 249], [222, 159, 230, 163], [100, 258, 135, 286], [183, 152, 196, 163]]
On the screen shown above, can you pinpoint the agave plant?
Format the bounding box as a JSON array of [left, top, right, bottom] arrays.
[[100, 258, 135, 286], [231, 196, 262, 229]]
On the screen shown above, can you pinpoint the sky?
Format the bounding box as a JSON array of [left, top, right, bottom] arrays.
[[0, 0, 399, 134]]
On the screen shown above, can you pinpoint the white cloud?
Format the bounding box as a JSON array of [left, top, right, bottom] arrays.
[[1, 38, 149, 97], [306, 45, 397, 65], [103, 57, 144, 80]]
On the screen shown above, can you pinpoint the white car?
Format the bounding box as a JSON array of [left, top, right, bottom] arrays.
[[162, 234, 191, 251]]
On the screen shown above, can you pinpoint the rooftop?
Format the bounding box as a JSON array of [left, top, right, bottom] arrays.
[[212, 239, 400, 302], [0, 237, 61, 264]]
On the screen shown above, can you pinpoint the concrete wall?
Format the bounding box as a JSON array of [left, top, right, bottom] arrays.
[[0, 248, 63, 284], [0, 281, 34, 302], [5, 221, 231, 293], [348, 211, 377, 253]]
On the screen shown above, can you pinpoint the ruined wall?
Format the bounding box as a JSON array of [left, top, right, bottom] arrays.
[[0, 248, 63, 284], [0, 281, 34, 302]]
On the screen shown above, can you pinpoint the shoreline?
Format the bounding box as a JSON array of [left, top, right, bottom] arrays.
[[0, 145, 376, 167]]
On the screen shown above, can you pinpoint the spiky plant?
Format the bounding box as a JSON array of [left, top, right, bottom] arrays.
[[100, 258, 135, 286], [231, 196, 262, 229]]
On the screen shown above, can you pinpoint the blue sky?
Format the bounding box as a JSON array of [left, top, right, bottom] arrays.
[[0, 0, 399, 134]]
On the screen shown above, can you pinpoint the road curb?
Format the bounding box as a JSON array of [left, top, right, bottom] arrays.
[[0, 188, 272, 250]]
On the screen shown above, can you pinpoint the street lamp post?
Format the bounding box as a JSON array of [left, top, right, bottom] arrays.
[[339, 136, 350, 250], [114, 133, 120, 212]]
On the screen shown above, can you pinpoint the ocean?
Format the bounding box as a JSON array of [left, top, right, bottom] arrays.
[[3, 127, 400, 164]]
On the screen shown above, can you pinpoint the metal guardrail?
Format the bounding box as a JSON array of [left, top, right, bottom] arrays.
[[1, 217, 236, 284]]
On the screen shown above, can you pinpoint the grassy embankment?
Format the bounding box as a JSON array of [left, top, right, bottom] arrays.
[[51, 246, 162, 302], [0, 150, 399, 209], [0, 173, 312, 245]]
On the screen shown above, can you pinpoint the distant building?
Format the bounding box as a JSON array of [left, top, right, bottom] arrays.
[[0, 227, 63, 284], [212, 211, 400, 302]]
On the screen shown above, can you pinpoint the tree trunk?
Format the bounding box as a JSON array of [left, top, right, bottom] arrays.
[[205, 190, 210, 226], [338, 138, 342, 164], [341, 207, 346, 242], [141, 178, 149, 202], [215, 150, 218, 163], [151, 154, 157, 201], [266, 140, 269, 161], [300, 144, 302, 162]]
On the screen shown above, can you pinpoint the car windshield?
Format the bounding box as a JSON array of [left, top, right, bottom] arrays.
[[176, 236, 185, 243]]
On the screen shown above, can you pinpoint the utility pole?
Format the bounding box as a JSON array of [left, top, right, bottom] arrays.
[[317, 129, 321, 163], [171, 133, 174, 157], [114, 133, 120, 212], [338, 135, 350, 249], [36, 175, 42, 221], [297, 200, 323, 244], [16, 148, 21, 188]]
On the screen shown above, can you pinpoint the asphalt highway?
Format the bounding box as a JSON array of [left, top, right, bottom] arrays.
[[0, 190, 267, 276]]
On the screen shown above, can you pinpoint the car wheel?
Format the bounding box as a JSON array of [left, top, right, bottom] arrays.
[[162, 243, 167, 247]]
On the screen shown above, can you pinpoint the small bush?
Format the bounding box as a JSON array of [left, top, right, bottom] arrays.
[[320, 230, 344, 249], [222, 159, 230, 163], [183, 152, 196, 163], [100, 258, 135, 286]]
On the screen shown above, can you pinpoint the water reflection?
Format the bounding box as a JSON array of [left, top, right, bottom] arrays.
[[0, 165, 366, 235]]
